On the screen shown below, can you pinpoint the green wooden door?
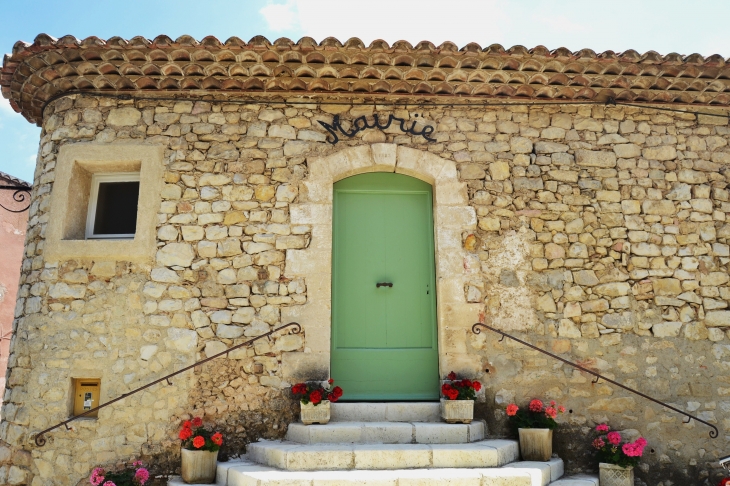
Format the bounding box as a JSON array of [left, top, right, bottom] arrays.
[[331, 173, 439, 400]]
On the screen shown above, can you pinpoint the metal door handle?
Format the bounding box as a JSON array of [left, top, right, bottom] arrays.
[[376, 282, 393, 288]]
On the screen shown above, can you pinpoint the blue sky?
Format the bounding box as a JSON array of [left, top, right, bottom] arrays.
[[2, 0, 730, 183]]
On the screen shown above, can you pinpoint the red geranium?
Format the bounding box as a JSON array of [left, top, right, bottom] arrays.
[[441, 372, 482, 401], [506, 398, 565, 430], [291, 379, 344, 405], [178, 415, 224, 452], [179, 427, 192, 440], [211, 432, 223, 446]]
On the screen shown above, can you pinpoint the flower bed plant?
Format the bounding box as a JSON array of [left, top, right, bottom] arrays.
[[179, 417, 223, 451], [441, 371, 482, 400], [291, 378, 343, 405], [89, 461, 149, 486], [505, 399, 565, 429], [592, 424, 647, 469]]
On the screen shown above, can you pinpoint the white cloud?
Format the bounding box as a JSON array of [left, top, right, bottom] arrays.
[[260, 1, 299, 32], [292, 0, 505, 47]]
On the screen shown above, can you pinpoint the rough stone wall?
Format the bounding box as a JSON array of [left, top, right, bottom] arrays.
[[0, 94, 729, 485]]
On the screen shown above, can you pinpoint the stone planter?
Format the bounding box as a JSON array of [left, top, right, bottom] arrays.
[[599, 462, 634, 486], [181, 449, 218, 484], [440, 398, 474, 424], [300, 400, 330, 425], [518, 428, 553, 461]]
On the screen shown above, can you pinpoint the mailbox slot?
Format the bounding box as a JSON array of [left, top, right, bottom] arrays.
[[72, 378, 101, 418]]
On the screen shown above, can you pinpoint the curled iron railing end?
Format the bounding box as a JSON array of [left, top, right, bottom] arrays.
[[0, 186, 32, 213], [472, 323, 484, 334], [34, 434, 46, 447], [710, 426, 719, 439], [289, 322, 302, 334]]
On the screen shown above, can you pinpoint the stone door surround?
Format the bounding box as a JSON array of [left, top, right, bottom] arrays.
[[281, 144, 483, 383]]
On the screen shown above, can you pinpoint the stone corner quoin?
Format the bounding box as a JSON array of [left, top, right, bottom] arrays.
[[1, 89, 730, 485]]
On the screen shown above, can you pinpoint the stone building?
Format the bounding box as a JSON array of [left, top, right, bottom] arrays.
[[0, 171, 30, 407], [0, 33, 730, 485]]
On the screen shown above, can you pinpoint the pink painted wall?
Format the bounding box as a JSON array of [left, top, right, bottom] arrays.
[[0, 177, 29, 405]]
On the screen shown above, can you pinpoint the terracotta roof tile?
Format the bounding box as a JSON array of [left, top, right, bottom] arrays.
[[2, 34, 730, 124]]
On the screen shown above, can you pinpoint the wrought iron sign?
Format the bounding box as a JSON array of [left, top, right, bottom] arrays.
[[0, 184, 31, 213], [318, 114, 436, 145]]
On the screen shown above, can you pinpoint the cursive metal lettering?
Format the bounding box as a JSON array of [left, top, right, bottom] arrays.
[[318, 114, 436, 145]]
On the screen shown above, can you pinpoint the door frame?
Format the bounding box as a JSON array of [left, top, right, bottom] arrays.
[[281, 144, 483, 384]]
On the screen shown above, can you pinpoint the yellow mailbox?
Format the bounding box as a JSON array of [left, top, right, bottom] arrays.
[[73, 379, 101, 418]]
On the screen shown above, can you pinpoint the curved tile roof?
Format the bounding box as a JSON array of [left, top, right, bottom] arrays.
[[3, 34, 730, 125]]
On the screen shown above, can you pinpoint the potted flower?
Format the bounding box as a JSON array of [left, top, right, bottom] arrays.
[[592, 424, 647, 486], [505, 399, 565, 461], [89, 460, 149, 486], [178, 416, 224, 484], [291, 378, 343, 425], [440, 371, 482, 424]]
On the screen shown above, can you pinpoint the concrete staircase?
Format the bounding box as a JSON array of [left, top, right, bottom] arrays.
[[170, 403, 599, 486]]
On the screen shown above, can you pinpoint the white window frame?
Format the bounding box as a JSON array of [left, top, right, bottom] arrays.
[[85, 172, 141, 240]]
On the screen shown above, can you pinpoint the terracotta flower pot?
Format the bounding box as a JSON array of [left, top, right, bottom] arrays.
[[300, 400, 330, 425], [518, 428, 553, 461], [440, 398, 474, 424], [181, 449, 218, 484], [599, 462, 634, 486]]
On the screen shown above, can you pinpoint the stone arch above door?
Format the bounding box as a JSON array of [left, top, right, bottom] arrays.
[[280, 144, 483, 383]]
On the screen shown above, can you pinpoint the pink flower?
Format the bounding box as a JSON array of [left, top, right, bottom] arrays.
[[135, 467, 150, 485], [506, 404, 519, 416], [545, 407, 557, 419], [132, 461, 143, 467], [528, 399, 544, 412], [90, 468, 105, 486], [550, 400, 556, 407], [607, 431, 622, 446], [592, 438, 605, 449], [558, 406, 566, 413], [103, 482, 116, 486], [595, 424, 610, 433]]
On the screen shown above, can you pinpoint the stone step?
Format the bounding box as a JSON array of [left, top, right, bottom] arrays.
[[286, 421, 486, 444], [247, 439, 520, 471], [548, 476, 599, 486], [331, 402, 441, 422], [169, 457, 565, 486]]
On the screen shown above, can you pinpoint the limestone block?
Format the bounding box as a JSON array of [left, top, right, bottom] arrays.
[[613, 144, 641, 158], [643, 146, 677, 161], [166, 328, 198, 352], [601, 312, 633, 330], [573, 270, 599, 286], [460, 164, 486, 180], [575, 150, 617, 168], [396, 146, 447, 183], [371, 143, 397, 170], [216, 324, 245, 339], [536, 294, 557, 313], [49, 282, 86, 299], [652, 278, 681, 296], [593, 282, 630, 297], [653, 322, 682, 338], [90, 261, 117, 278], [204, 341, 228, 357], [107, 107, 141, 126], [291, 204, 332, 225], [353, 444, 431, 470], [489, 161, 511, 181], [510, 137, 533, 154], [534, 141, 568, 154], [705, 311, 730, 327], [558, 319, 581, 338], [436, 206, 477, 229], [435, 181, 469, 206], [157, 243, 195, 267], [151, 267, 181, 284]]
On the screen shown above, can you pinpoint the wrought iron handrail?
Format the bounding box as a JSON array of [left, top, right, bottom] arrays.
[[472, 323, 719, 438], [33, 322, 301, 446]]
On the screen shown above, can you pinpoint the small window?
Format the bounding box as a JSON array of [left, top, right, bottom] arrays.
[[85, 173, 140, 239]]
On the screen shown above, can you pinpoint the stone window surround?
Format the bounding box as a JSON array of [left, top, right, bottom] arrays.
[[45, 143, 164, 263], [280, 143, 482, 382]]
